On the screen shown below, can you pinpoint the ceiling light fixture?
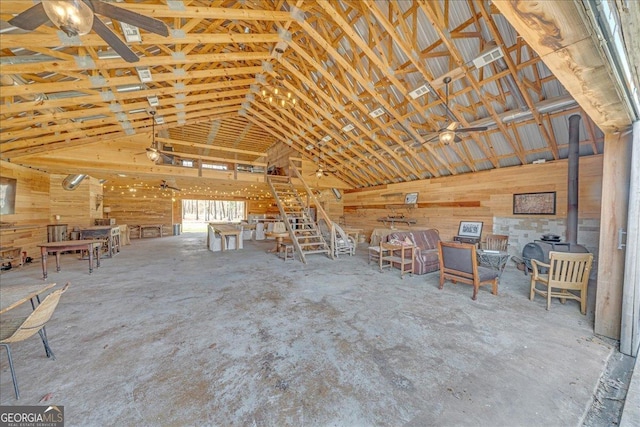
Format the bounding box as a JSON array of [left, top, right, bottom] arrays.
[[439, 128, 456, 145], [146, 111, 160, 162], [260, 83, 296, 109], [42, 0, 94, 37]]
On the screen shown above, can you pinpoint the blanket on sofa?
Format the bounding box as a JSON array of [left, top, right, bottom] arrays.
[[386, 229, 441, 274]]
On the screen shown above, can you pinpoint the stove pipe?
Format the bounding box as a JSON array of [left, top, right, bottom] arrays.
[[567, 114, 581, 245]]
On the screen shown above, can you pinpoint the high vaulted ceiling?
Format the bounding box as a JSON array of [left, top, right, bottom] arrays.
[[1, 0, 637, 192]]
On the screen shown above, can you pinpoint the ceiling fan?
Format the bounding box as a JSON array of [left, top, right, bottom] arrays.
[[8, 0, 169, 63], [425, 77, 488, 145], [159, 180, 180, 192], [310, 163, 336, 178]]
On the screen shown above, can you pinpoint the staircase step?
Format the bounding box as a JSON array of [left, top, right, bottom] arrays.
[[301, 249, 330, 255]]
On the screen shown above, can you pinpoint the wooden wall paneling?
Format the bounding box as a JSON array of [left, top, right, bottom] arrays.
[[50, 174, 94, 228], [0, 161, 50, 260], [103, 188, 173, 235], [342, 156, 603, 244]]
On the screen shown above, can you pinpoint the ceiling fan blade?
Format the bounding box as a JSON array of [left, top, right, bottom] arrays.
[[8, 3, 49, 31], [445, 122, 460, 131], [457, 126, 488, 132], [92, 17, 139, 63], [424, 134, 440, 143], [89, 0, 169, 36]]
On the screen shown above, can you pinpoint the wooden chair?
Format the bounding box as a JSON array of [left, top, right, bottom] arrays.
[[332, 223, 356, 258], [482, 234, 509, 252], [438, 241, 499, 300], [530, 251, 593, 314], [0, 283, 70, 399]]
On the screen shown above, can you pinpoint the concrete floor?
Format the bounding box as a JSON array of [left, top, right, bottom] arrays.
[[0, 232, 627, 426]]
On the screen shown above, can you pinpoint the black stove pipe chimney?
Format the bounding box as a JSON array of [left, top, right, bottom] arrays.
[[567, 114, 581, 245]]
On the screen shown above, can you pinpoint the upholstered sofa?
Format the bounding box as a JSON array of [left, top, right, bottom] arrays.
[[385, 229, 441, 274]]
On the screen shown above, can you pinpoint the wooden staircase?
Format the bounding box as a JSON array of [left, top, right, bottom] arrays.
[[267, 174, 330, 263]]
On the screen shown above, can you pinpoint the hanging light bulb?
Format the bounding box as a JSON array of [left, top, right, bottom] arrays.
[[43, 0, 94, 37], [259, 82, 297, 109], [146, 110, 160, 162], [146, 148, 160, 162], [439, 129, 456, 145]]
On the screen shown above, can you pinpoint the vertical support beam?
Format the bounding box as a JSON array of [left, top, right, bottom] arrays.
[[567, 114, 581, 244], [621, 121, 640, 356], [595, 130, 633, 339]]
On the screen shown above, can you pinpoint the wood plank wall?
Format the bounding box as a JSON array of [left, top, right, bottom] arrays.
[[50, 174, 102, 229], [103, 187, 173, 234], [342, 156, 603, 244], [0, 161, 50, 259]]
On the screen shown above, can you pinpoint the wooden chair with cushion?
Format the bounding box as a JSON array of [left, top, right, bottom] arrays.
[[0, 283, 70, 399], [530, 251, 593, 314], [482, 234, 509, 252], [438, 241, 499, 300]]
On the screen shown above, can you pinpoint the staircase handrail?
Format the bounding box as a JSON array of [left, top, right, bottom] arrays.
[[288, 159, 333, 228]]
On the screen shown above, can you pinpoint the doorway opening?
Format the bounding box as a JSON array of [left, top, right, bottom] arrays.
[[181, 200, 245, 232]]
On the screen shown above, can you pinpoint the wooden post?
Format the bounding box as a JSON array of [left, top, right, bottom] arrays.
[[595, 131, 633, 339], [620, 121, 640, 356]]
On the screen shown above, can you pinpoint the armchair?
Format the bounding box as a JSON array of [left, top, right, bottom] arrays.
[[0, 283, 70, 399], [438, 241, 499, 300], [530, 251, 593, 314]]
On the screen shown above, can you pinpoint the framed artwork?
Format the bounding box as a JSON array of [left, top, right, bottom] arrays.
[[0, 177, 17, 215], [457, 221, 483, 238], [513, 192, 556, 215], [405, 192, 418, 204]]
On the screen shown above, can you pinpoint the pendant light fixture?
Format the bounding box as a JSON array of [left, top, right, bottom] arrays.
[[42, 0, 94, 37], [146, 111, 160, 162]]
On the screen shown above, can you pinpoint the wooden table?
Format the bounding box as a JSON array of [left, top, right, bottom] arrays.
[[37, 240, 103, 279], [213, 224, 242, 251], [265, 231, 289, 253], [343, 227, 364, 244], [477, 249, 510, 278], [0, 282, 57, 315], [80, 225, 120, 257]]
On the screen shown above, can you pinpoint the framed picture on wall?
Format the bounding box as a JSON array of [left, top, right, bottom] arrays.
[[457, 221, 483, 238], [0, 177, 17, 215], [513, 192, 556, 215]]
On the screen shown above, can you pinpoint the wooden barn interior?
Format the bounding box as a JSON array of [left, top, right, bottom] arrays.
[[1, 0, 639, 424]]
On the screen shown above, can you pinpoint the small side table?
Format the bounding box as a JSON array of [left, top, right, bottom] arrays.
[[477, 249, 510, 278], [379, 242, 415, 279]]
